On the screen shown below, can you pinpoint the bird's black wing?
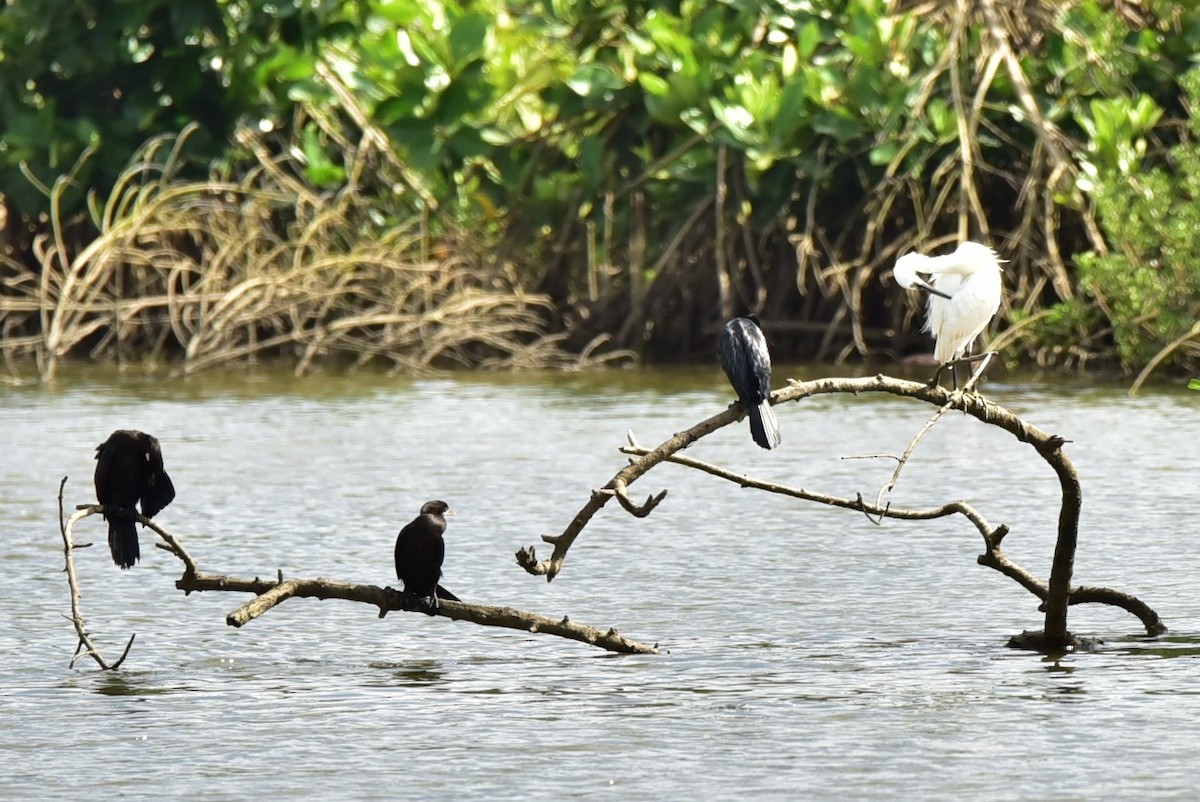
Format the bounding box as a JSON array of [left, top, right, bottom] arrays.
[[140, 435, 176, 519], [394, 522, 416, 581], [412, 534, 446, 592], [93, 439, 114, 505], [720, 320, 756, 404], [395, 518, 444, 585], [742, 322, 773, 402], [141, 471, 175, 519]]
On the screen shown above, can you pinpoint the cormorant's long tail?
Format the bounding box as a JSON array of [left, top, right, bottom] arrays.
[[435, 584, 460, 602], [748, 400, 781, 450], [107, 514, 140, 569]]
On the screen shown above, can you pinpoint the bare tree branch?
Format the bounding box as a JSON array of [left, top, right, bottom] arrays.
[[58, 478, 135, 670], [60, 500, 659, 665], [182, 571, 656, 654], [518, 373, 1164, 646], [516, 406, 743, 580]]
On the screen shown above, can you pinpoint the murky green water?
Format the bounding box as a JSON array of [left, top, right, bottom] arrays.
[[1, 366, 1197, 800]]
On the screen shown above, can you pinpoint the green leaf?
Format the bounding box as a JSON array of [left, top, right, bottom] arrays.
[[385, 119, 440, 171], [433, 79, 480, 125], [446, 126, 490, 159], [375, 93, 424, 125], [578, 135, 603, 187], [710, 99, 754, 142], [797, 20, 821, 59], [301, 127, 345, 188], [1189, 379, 1200, 391], [638, 73, 670, 97], [373, 1, 423, 26], [782, 43, 799, 79], [566, 64, 625, 98], [869, 141, 901, 166], [771, 78, 808, 143], [448, 13, 489, 72]]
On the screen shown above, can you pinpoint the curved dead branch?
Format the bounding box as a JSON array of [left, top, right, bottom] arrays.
[[515, 413, 734, 581], [518, 373, 1164, 647], [59, 489, 658, 666], [174, 570, 655, 654], [57, 478, 136, 670]]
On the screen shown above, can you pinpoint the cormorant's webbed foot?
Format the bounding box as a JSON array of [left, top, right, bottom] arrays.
[[418, 595, 439, 616]]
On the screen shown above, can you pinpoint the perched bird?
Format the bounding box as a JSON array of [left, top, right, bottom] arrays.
[[719, 315, 781, 450], [394, 500, 459, 614], [892, 241, 1004, 385], [93, 430, 176, 569]]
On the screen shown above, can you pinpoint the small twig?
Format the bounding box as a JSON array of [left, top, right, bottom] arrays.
[[873, 353, 994, 511], [600, 482, 668, 517], [517, 417, 738, 581], [620, 444, 992, 529], [1128, 318, 1200, 396], [146, 517, 198, 576], [58, 477, 135, 670]]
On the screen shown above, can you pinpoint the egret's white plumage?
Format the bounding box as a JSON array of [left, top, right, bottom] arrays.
[[892, 242, 1003, 365]]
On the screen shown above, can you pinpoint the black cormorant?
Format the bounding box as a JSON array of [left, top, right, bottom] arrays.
[[93, 429, 176, 569], [394, 500, 459, 614], [719, 316, 781, 450]]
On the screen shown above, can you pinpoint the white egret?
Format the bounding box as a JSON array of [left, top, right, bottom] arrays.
[[892, 241, 1004, 385]]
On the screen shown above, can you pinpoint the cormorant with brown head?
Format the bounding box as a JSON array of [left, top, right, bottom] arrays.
[[720, 315, 781, 450], [93, 429, 176, 569], [394, 500, 460, 614]]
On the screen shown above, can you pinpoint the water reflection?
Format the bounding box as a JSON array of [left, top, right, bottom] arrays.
[[88, 672, 173, 699], [368, 660, 449, 687]]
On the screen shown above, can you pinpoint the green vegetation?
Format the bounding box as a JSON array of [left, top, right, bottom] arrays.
[[2, 0, 1200, 382], [1071, 69, 1200, 391]]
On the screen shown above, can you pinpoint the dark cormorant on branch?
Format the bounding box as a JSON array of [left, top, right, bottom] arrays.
[[93, 429, 176, 569], [720, 316, 781, 450], [394, 500, 460, 614]]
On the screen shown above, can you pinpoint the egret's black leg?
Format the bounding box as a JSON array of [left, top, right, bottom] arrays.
[[939, 351, 997, 396], [928, 362, 948, 388]]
